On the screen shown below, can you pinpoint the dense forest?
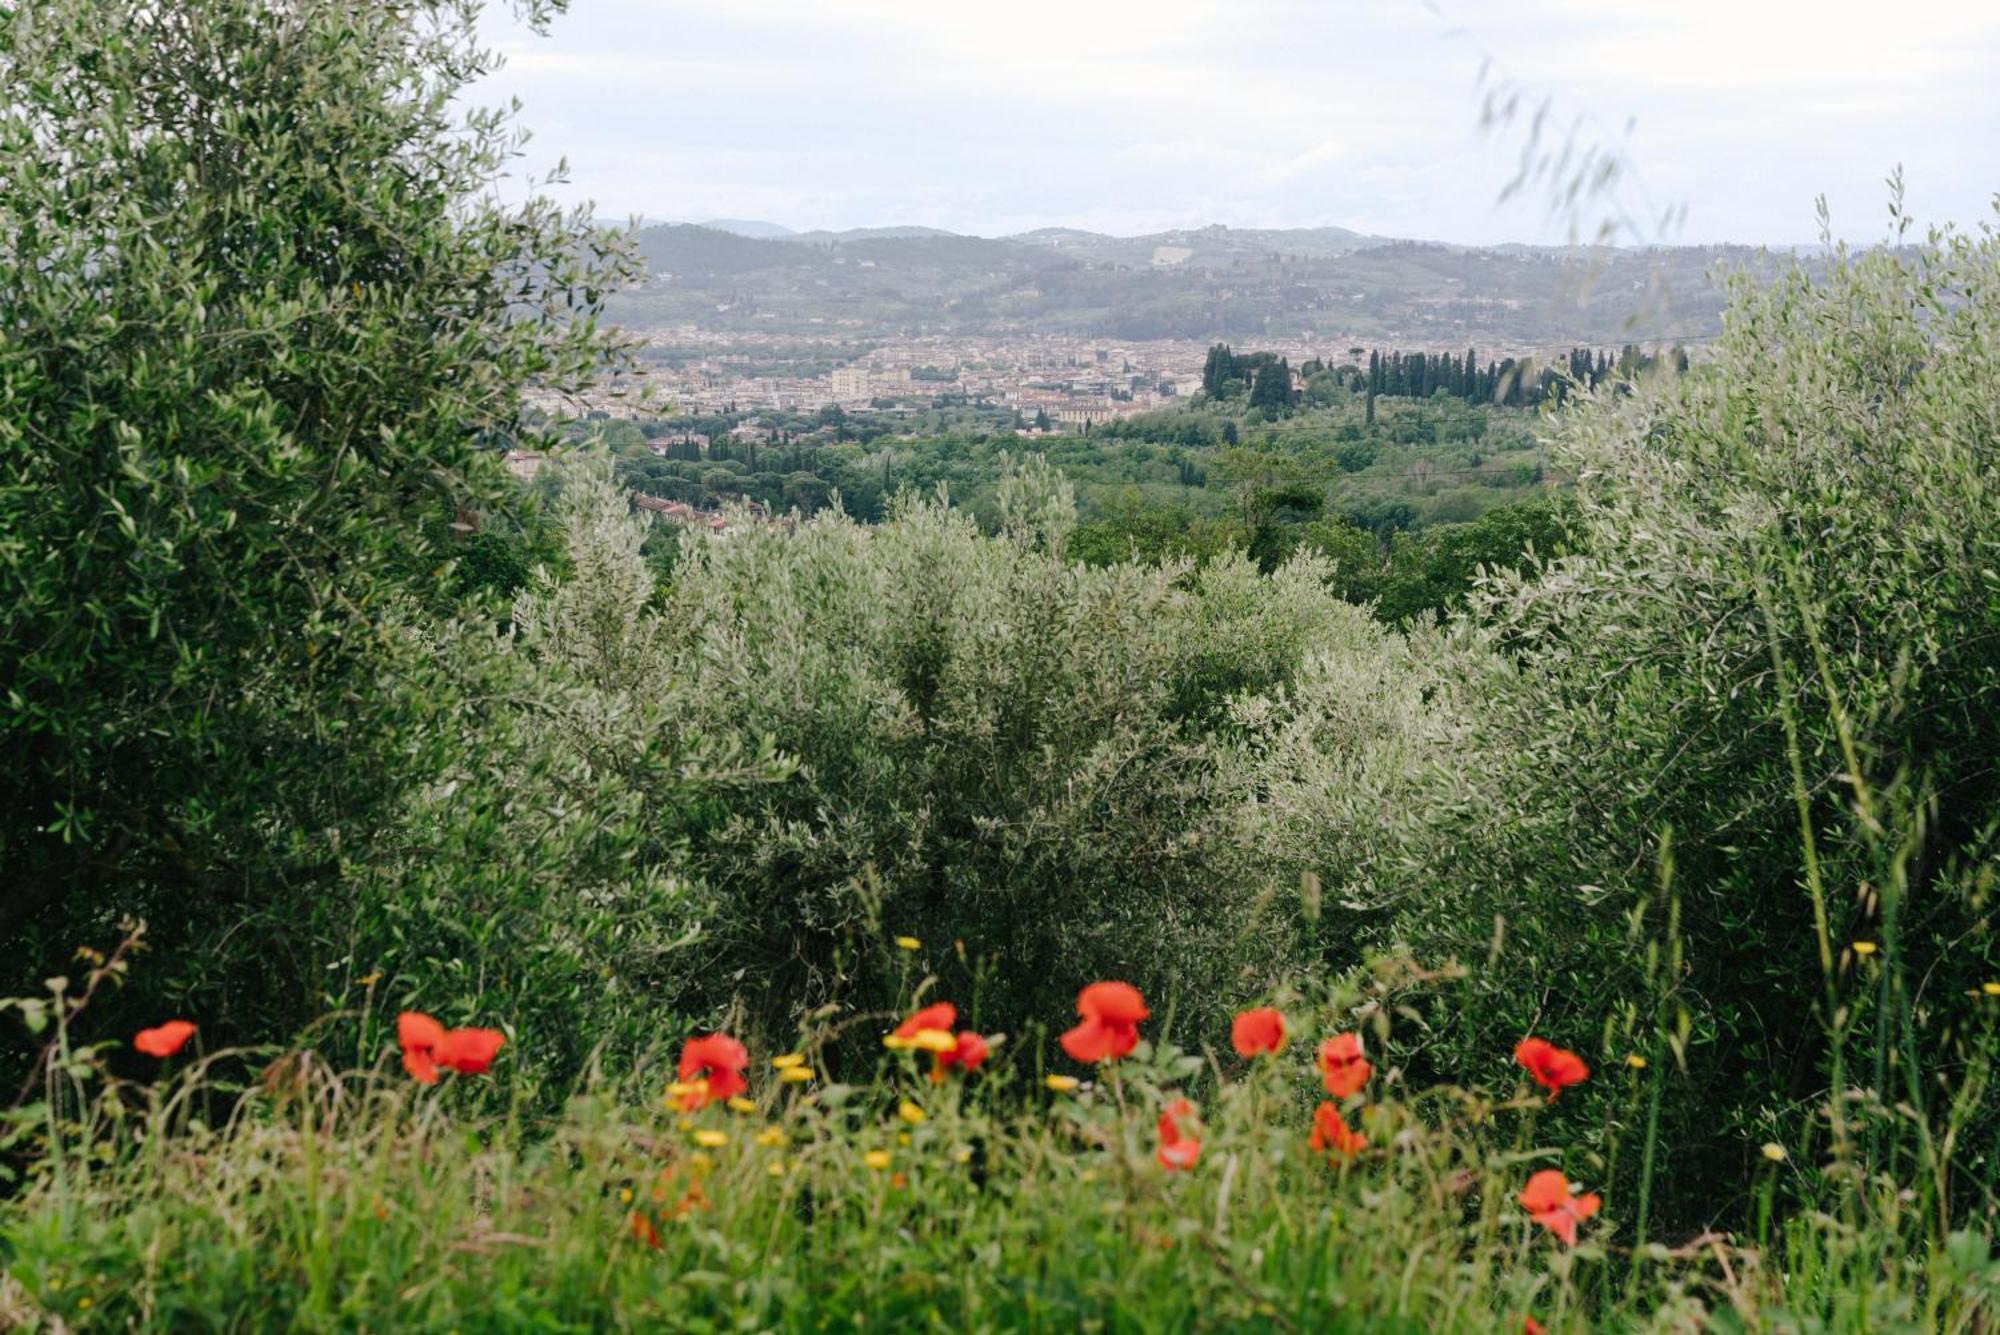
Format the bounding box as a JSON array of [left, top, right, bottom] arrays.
[[2, 1, 1998, 1330]]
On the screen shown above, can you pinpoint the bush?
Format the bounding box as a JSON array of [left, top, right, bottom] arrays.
[[633, 458, 1437, 1051], [1371, 497, 1573, 625], [1382, 215, 2000, 1227], [0, 0, 631, 1057], [326, 462, 790, 1093]]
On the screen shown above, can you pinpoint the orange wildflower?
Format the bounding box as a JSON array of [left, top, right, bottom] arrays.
[[1317, 1033, 1372, 1098], [627, 1210, 661, 1249], [1155, 1097, 1201, 1171], [675, 1033, 749, 1110], [1309, 1101, 1367, 1160], [1060, 981, 1147, 1064], [1519, 1168, 1601, 1246], [1230, 1007, 1286, 1058], [1514, 1037, 1589, 1100], [932, 1030, 990, 1081], [133, 1020, 196, 1058], [397, 1011, 504, 1083]]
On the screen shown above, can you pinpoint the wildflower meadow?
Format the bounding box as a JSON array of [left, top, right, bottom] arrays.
[[5, 0, 2000, 1329]]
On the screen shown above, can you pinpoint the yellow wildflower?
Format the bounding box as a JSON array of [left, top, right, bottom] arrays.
[[1851, 940, 1879, 957], [864, 1150, 892, 1171], [779, 1066, 815, 1084], [895, 936, 922, 951], [766, 1160, 786, 1178], [771, 1053, 805, 1070], [1982, 982, 2000, 997], [693, 1129, 729, 1149], [952, 1147, 974, 1165], [618, 1187, 634, 1204], [898, 1099, 926, 1125], [911, 1028, 956, 1054], [728, 1097, 757, 1115], [755, 1127, 788, 1149], [1761, 1142, 1787, 1162], [1045, 1074, 1079, 1093], [1625, 1053, 1648, 1070]]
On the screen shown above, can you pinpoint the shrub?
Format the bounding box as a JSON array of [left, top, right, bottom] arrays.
[[325, 461, 790, 1093], [1383, 213, 2000, 1227], [634, 458, 1437, 1050], [0, 0, 631, 1054], [1371, 497, 1574, 625]]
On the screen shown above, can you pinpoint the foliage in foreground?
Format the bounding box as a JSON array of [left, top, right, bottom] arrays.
[[1379, 202, 2000, 1227], [4, 0, 2000, 1323], [3, 946, 1997, 1332], [0, 0, 633, 1007]]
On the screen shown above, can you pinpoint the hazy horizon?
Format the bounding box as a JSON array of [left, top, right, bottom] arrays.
[[633, 215, 1804, 250], [479, 0, 2000, 250]]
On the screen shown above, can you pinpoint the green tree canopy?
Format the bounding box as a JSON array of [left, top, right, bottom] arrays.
[[0, 0, 633, 967]]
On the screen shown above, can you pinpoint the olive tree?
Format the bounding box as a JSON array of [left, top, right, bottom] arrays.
[[0, 0, 633, 1000]]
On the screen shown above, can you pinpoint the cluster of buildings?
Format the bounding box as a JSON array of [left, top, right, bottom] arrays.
[[521, 334, 1221, 432], [520, 330, 1580, 435]]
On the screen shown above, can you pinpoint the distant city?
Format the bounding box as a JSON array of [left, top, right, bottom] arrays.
[[529, 332, 1233, 429], [522, 218, 1788, 428]]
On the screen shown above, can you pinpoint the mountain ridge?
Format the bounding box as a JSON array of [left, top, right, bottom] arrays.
[[620, 221, 1792, 346]]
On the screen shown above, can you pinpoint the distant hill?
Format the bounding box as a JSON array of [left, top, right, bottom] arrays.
[[697, 218, 797, 239], [615, 222, 1787, 347], [788, 225, 964, 244]]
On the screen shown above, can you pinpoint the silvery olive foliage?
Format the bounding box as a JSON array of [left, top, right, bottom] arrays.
[[589, 458, 1455, 1046], [1382, 201, 2000, 1219]]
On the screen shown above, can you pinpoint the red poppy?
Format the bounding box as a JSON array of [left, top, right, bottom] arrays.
[[434, 1027, 506, 1075], [1308, 1101, 1367, 1160], [1230, 1007, 1286, 1058], [894, 1002, 958, 1039], [675, 1033, 749, 1109], [1317, 1033, 1372, 1098], [1519, 1168, 1601, 1246], [932, 1030, 990, 1081], [398, 1013, 506, 1083], [1514, 1037, 1589, 1100], [1523, 1319, 1546, 1335], [1059, 981, 1148, 1064], [1155, 1097, 1201, 1170], [627, 1210, 661, 1249], [133, 1020, 196, 1058], [398, 1011, 447, 1084]]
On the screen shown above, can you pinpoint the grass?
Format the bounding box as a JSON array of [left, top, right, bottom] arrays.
[[2, 950, 1995, 1333]]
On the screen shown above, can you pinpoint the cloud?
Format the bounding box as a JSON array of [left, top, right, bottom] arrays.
[[472, 0, 2000, 245]]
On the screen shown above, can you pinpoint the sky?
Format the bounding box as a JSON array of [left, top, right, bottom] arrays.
[[475, 0, 2000, 247]]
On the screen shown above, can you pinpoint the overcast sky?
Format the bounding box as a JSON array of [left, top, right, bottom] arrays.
[[476, 0, 2000, 246]]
